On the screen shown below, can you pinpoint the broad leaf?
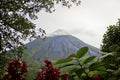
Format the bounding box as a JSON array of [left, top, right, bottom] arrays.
[[54, 58, 72, 65], [75, 68, 84, 78], [83, 56, 96, 64], [89, 62, 105, 71], [69, 66, 81, 74], [67, 54, 76, 58], [76, 47, 88, 58], [58, 63, 74, 69], [113, 67, 120, 76], [100, 52, 113, 59], [68, 74, 75, 80], [94, 66, 106, 71]]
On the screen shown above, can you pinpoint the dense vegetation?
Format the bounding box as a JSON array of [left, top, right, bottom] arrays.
[[101, 19, 120, 52], [1, 46, 120, 80], [2, 47, 106, 80]]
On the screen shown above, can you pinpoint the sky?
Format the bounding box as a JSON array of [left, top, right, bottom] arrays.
[[31, 0, 120, 48]]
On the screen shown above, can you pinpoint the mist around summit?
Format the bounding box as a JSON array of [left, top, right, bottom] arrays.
[[46, 29, 69, 36], [23, 29, 100, 61]]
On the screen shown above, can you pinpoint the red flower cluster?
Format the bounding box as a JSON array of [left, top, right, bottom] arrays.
[[62, 73, 69, 80], [93, 75, 101, 80], [34, 59, 60, 80], [3, 58, 27, 80]]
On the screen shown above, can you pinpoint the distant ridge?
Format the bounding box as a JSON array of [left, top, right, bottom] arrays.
[[24, 30, 100, 61]]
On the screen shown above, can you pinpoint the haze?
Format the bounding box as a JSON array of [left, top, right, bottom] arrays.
[[31, 0, 120, 48]]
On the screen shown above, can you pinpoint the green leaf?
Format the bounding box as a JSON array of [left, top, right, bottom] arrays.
[[89, 62, 105, 71], [83, 56, 96, 64], [67, 54, 76, 58], [54, 58, 72, 65], [69, 66, 81, 74], [113, 67, 120, 76], [100, 52, 113, 59], [109, 44, 119, 52], [107, 69, 114, 73], [95, 66, 106, 71], [76, 47, 88, 58], [75, 68, 84, 78], [58, 63, 74, 69], [68, 74, 75, 80]]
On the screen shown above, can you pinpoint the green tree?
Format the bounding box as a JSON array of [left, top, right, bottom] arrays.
[[101, 19, 120, 79], [101, 19, 120, 52]]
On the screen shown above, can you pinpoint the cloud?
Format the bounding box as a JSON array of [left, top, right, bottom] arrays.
[[67, 28, 96, 37], [31, 0, 120, 48]]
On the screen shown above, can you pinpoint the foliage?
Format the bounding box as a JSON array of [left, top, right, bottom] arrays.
[[0, 46, 25, 77], [101, 19, 120, 52], [0, 52, 6, 76], [25, 60, 42, 80], [2, 58, 69, 80], [54, 47, 106, 80], [101, 19, 120, 79], [101, 44, 120, 80], [3, 58, 27, 80], [34, 59, 61, 80], [2, 46, 120, 80]]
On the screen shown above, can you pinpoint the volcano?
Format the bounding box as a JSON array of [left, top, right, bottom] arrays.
[[24, 29, 100, 61]]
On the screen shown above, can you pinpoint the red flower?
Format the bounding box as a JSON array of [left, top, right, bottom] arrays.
[[22, 61, 27, 73], [3, 58, 27, 80], [34, 59, 60, 80], [62, 73, 69, 80], [44, 59, 52, 68], [44, 59, 49, 63], [93, 75, 101, 80]]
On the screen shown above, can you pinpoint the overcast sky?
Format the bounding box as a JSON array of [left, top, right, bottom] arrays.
[[31, 0, 120, 48]]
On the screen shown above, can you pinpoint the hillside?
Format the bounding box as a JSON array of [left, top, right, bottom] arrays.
[[23, 30, 100, 61]]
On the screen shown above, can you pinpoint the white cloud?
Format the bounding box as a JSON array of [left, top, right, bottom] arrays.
[[32, 0, 120, 48]]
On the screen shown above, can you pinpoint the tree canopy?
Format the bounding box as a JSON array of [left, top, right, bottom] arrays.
[[101, 19, 120, 52]]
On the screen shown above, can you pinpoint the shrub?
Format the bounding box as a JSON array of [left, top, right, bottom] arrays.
[[34, 59, 61, 80], [3, 58, 27, 80]]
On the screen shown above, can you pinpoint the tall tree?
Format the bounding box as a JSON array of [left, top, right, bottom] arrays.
[[101, 19, 120, 79], [101, 19, 120, 52]]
